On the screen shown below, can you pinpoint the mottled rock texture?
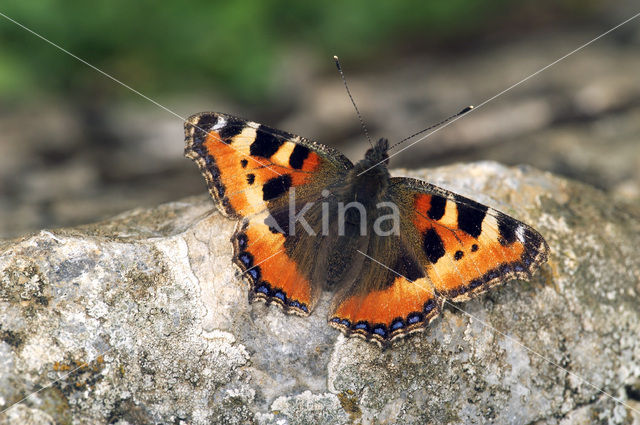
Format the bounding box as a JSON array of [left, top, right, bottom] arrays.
[[1, 162, 639, 424]]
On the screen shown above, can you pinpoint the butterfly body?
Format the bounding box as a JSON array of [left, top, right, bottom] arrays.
[[345, 137, 390, 203], [185, 112, 549, 346]]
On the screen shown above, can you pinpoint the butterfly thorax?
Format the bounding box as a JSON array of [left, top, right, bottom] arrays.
[[340, 138, 391, 206]]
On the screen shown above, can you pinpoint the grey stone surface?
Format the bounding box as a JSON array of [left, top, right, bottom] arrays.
[[1, 162, 639, 424]]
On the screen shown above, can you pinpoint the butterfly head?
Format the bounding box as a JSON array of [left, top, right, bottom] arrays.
[[364, 138, 389, 166], [345, 138, 391, 203]]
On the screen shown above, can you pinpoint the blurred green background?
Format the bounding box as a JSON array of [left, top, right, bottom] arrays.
[[1, 0, 639, 237], [0, 1, 600, 102]]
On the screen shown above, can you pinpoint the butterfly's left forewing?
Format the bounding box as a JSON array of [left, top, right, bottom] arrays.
[[185, 112, 352, 219]]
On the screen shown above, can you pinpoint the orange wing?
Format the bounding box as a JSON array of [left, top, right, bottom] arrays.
[[232, 212, 320, 315], [329, 178, 548, 346], [390, 177, 549, 302], [184, 112, 351, 219], [329, 235, 443, 345]]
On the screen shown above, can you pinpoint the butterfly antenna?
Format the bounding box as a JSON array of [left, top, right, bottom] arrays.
[[333, 55, 373, 148], [389, 105, 474, 150]]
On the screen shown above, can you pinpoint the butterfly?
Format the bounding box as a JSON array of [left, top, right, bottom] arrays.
[[184, 112, 549, 346]]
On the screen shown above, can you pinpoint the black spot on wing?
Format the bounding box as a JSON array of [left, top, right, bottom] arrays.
[[246, 173, 255, 185], [427, 195, 446, 220], [262, 175, 292, 201], [497, 214, 517, 245], [217, 117, 246, 141], [289, 144, 310, 169], [250, 125, 285, 158], [394, 254, 425, 282], [191, 115, 219, 143], [423, 228, 445, 263], [456, 198, 487, 238], [454, 250, 464, 260], [240, 159, 248, 168]]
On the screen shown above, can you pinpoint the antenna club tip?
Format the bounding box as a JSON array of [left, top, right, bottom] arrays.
[[460, 105, 474, 114], [333, 55, 342, 70]]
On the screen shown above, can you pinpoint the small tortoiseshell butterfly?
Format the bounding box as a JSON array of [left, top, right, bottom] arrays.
[[185, 112, 549, 346]]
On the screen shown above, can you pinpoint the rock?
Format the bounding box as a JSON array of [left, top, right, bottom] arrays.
[[1, 162, 639, 424]]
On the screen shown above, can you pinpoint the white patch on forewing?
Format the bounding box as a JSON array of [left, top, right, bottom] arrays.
[[213, 116, 227, 131], [515, 225, 526, 242]]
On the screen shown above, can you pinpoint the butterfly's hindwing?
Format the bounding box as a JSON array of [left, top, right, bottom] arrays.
[[328, 234, 443, 345], [232, 214, 320, 315]]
